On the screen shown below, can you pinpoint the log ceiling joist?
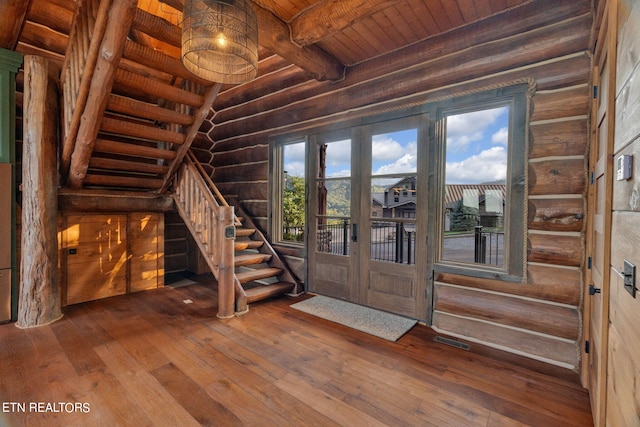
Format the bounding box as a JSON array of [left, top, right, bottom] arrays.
[[251, 3, 345, 81], [135, 0, 345, 82], [288, 0, 398, 47], [0, 0, 33, 49]]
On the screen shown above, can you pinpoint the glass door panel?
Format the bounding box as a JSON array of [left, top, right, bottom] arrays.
[[361, 120, 423, 318]]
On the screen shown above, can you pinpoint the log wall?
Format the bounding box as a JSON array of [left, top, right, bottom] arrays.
[[205, 1, 593, 369], [604, 0, 640, 424]]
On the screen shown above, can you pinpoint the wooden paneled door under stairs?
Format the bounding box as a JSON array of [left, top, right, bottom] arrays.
[[173, 152, 299, 317]]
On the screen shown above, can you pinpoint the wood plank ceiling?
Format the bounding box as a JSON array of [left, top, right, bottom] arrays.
[[2, 0, 532, 192]]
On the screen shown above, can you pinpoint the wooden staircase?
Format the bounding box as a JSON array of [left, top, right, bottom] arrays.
[[59, 0, 220, 192], [173, 152, 299, 316], [58, 0, 299, 315]]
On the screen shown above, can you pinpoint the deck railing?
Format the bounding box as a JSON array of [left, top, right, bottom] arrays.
[[474, 226, 504, 266], [316, 219, 416, 264]]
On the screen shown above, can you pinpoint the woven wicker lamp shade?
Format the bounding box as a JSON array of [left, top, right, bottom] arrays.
[[182, 0, 258, 84]]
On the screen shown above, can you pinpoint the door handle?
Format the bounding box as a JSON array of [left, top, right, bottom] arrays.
[[588, 284, 601, 296], [352, 223, 357, 242]]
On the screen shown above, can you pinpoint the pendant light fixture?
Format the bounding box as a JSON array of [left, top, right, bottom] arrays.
[[182, 0, 258, 84]]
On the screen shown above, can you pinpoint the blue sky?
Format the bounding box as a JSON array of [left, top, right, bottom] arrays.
[[283, 106, 509, 184]]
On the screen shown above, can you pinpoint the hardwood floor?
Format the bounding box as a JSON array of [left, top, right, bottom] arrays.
[[0, 276, 592, 426]]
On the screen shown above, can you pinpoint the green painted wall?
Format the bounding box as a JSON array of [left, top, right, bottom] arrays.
[[0, 48, 23, 322]]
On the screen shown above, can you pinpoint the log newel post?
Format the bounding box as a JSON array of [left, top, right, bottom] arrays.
[[0, 48, 22, 322], [17, 55, 63, 328], [217, 206, 235, 319]]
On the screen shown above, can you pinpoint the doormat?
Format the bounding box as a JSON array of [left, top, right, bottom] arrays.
[[290, 296, 417, 342]]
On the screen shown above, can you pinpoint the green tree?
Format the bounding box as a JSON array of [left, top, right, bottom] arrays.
[[282, 176, 305, 241], [449, 200, 478, 232]]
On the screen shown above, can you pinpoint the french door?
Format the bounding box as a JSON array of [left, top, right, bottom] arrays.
[[307, 115, 428, 319]]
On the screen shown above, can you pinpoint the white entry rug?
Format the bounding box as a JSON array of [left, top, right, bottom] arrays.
[[290, 295, 417, 342]]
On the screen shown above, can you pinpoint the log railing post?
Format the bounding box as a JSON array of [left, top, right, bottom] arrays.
[[216, 206, 235, 319]]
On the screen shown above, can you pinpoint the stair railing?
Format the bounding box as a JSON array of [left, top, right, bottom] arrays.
[[59, 0, 111, 180], [173, 158, 236, 318], [186, 151, 242, 225]]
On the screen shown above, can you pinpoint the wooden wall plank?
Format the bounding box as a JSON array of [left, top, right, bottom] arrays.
[[203, 0, 594, 371], [605, 325, 640, 427], [528, 198, 584, 232], [614, 28, 640, 152], [529, 159, 586, 196], [530, 86, 590, 122], [529, 119, 588, 158], [435, 266, 581, 306], [213, 162, 269, 183], [214, 52, 591, 153], [615, 0, 640, 95], [528, 234, 582, 267], [612, 142, 640, 211], [214, 15, 592, 140], [434, 283, 580, 340], [432, 311, 578, 368]]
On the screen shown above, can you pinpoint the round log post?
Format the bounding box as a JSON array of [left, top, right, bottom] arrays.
[[17, 55, 62, 328], [217, 206, 235, 319]]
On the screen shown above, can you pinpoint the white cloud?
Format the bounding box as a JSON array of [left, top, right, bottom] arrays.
[[374, 153, 417, 174], [492, 127, 509, 146], [372, 135, 417, 174], [328, 169, 352, 178], [446, 107, 507, 152], [284, 161, 305, 177], [283, 141, 305, 162], [445, 146, 507, 184], [372, 136, 405, 161], [325, 139, 351, 170]]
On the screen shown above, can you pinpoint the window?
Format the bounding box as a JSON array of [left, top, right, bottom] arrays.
[[272, 140, 306, 244], [435, 85, 528, 282], [314, 136, 352, 256], [271, 84, 529, 282]]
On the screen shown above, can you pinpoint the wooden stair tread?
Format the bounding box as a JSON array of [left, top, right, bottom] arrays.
[[236, 267, 283, 283], [234, 241, 263, 251], [234, 253, 272, 267], [244, 282, 295, 304], [236, 228, 256, 237]]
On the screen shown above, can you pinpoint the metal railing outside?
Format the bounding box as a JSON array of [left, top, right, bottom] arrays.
[[370, 220, 415, 264], [474, 226, 504, 266]]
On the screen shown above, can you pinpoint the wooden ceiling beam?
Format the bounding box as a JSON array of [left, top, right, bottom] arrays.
[[89, 156, 169, 175], [94, 138, 177, 160], [84, 173, 163, 189], [58, 188, 175, 212], [25, 0, 73, 35], [107, 94, 194, 126], [252, 3, 344, 81], [0, 0, 33, 49], [19, 21, 68, 57], [122, 39, 211, 86], [289, 0, 397, 47], [133, 1, 344, 82], [113, 69, 203, 107], [100, 116, 186, 145]]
